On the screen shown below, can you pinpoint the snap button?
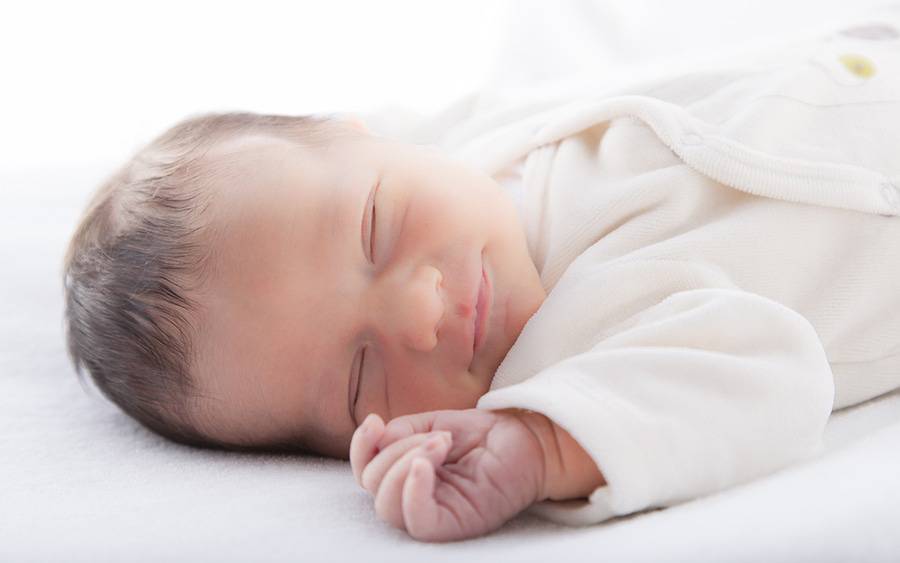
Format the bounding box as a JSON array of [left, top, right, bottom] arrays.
[[681, 133, 703, 146], [880, 182, 900, 207]]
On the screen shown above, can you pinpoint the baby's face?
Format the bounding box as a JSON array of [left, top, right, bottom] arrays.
[[193, 130, 545, 457]]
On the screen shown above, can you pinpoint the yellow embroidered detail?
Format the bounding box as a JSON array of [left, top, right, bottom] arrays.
[[838, 54, 876, 78]]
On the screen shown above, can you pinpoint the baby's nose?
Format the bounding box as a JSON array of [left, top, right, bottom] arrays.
[[391, 265, 444, 352]]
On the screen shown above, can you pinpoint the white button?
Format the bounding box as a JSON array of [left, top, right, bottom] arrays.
[[881, 182, 900, 208], [681, 133, 703, 146]]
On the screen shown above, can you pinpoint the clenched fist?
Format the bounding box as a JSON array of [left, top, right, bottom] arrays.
[[349, 408, 550, 542]]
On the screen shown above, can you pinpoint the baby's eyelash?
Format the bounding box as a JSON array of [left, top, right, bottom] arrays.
[[353, 347, 365, 409], [369, 196, 377, 262]]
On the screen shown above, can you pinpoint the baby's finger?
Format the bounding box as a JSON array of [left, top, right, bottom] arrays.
[[402, 458, 461, 543], [374, 432, 452, 530], [378, 410, 448, 450], [361, 432, 439, 495], [350, 413, 385, 487]]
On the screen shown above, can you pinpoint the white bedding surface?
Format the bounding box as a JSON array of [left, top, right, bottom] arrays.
[[6, 2, 900, 560]]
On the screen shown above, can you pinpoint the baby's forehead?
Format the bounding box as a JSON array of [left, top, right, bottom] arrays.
[[202, 140, 346, 274], [203, 132, 388, 244], [204, 138, 309, 200]]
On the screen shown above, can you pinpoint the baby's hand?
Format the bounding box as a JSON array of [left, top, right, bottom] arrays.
[[349, 408, 547, 542]]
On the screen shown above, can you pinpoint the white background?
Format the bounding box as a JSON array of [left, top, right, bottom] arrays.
[[0, 0, 509, 169], [3, 0, 893, 172]]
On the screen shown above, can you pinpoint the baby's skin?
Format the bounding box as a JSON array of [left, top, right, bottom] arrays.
[[350, 408, 606, 542], [350, 409, 544, 541]]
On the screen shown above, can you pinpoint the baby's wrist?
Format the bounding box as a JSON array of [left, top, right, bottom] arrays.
[[502, 408, 606, 502], [498, 408, 564, 502]]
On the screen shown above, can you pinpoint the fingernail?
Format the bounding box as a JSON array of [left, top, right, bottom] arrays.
[[361, 413, 376, 432], [439, 431, 452, 444]]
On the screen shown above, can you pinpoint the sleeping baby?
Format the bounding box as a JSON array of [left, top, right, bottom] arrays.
[[62, 20, 900, 542]]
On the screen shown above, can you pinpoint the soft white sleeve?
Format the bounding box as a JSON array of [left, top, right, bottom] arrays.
[[476, 287, 835, 526]]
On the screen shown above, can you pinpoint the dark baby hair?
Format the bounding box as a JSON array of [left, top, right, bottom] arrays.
[[62, 111, 360, 451]]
